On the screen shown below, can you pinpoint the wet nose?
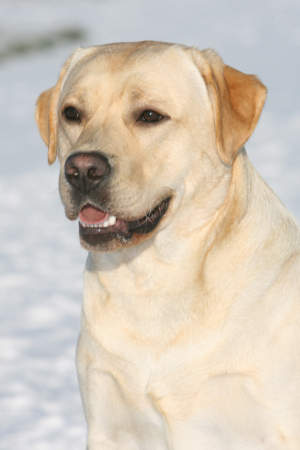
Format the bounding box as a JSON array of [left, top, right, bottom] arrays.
[[64, 152, 110, 193]]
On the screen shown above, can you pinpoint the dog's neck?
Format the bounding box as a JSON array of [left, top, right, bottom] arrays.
[[82, 149, 297, 347]]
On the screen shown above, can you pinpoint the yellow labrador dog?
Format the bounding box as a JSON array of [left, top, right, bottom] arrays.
[[35, 41, 300, 449]]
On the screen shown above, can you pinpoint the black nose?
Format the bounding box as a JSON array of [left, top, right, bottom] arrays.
[[64, 152, 110, 193]]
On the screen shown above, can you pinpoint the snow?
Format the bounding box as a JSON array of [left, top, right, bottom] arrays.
[[0, 0, 299, 448]]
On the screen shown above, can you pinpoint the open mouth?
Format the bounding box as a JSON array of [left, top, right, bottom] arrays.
[[78, 197, 171, 240]]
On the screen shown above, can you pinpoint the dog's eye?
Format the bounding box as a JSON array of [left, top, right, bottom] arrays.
[[139, 110, 163, 123], [64, 107, 80, 121]]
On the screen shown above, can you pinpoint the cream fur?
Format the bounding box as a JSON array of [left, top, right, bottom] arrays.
[[35, 41, 300, 449]]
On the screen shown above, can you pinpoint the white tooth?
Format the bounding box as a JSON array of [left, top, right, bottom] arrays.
[[109, 215, 117, 226], [79, 216, 117, 229]]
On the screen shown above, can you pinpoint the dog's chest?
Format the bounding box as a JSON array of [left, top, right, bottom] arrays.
[[76, 240, 300, 448], [82, 256, 296, 447], [103, 344, 285, 449]]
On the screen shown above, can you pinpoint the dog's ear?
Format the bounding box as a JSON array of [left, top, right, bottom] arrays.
[[35, 64, 68, 165], [192, 49, 267, 166], [35, 47, 94, 165]]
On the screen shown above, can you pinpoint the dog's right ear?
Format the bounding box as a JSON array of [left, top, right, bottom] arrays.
[[35, 64, 68, 165], [35, 47, 94, 165]]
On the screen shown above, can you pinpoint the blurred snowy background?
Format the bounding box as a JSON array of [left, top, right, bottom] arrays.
[[0, 0, 300, 448]]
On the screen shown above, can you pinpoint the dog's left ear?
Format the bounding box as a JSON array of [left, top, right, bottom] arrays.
[[192, 49, 267, 166]]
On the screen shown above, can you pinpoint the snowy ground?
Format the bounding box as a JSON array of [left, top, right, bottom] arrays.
[[1, 0, 300, 448]]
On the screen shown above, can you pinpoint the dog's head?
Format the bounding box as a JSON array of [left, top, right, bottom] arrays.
[[35, 41, 267, 252]]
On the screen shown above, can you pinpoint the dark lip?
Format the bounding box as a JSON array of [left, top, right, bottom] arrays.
[[79, 196, 171, 241], [126, 196, 171, 234]]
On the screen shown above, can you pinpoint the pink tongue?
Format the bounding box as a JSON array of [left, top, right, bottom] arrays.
[[79, 205, 109, 224]]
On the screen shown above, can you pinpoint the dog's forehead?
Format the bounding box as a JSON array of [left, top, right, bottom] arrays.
[[61, 44, 205, 101]]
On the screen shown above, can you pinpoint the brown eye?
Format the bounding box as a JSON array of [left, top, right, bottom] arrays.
[[139, 110, 163, 123], [64, 107, 80, 121]]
